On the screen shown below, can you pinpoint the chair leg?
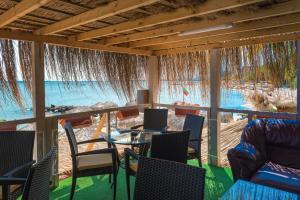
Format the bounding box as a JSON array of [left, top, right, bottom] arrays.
[[70, 176, 77, 200], [198, 158, 202, 167], [113, 173, 117, 200], [126, 173, 131, 200], [198, 154, 202, 168]]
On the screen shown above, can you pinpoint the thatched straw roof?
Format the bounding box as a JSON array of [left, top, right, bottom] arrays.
[[0, 0, 299, 106], [0, 0, 299, 55]]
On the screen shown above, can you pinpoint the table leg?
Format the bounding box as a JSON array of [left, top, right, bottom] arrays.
[[2, 185, 8, 200]]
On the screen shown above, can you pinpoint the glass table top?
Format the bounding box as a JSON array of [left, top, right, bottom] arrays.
[[102, 129, 162, 145]]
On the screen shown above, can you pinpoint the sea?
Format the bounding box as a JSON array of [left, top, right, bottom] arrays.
[[0, 81, 249, 121]]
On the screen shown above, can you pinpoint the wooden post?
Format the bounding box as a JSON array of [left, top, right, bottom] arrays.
[[32, 42, 46, 161], [32, 42, 59, 188], [248, 113, 253, 123], [147, 56, 159, 107], [296, 40, 300, 120], [208, 48, 221, 166], [106, 112, 111, 136]]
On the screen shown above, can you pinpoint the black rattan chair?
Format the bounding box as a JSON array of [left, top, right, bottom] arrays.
[[64, 122, 118, 200], [0, 131, 35, 200], [183, 114, 205, 167], [125, 131, 190, 200], [0, 146, 56, 200], [131, 109, 168, 131], [134, 156, 206, 200]]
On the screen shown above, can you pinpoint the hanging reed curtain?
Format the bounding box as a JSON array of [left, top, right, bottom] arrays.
[[220, 41, 296, 89], [0, 39, 33, 108], [158, 41, 296, 101], [0, 39, 147, 108], [158, 51, 209, 99], [44, 44, 148, 101]]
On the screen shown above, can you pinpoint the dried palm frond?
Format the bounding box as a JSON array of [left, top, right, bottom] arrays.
[[220, 41, 296, 89], [158, 50, 209, 99], [44, 44, 148, 102], [0, 39, 26, 108], [18, 41, 32, 93]]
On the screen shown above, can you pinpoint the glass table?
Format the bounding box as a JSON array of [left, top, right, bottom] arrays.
[[221, 180, 300, 200], [102, 129, 161, 146], [102, 129, 162, 167]]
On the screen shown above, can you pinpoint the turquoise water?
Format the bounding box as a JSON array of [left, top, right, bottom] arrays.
[[0, 81, 248, 120]]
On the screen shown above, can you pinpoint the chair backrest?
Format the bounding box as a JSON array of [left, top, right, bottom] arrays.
[[22, 146, 57, 200], [183, 114, 205, 151], [151, 131, 190, 163], [64, 122, 78, 156], [134, 157, 206, 200], [0, 131, 35, 175], [143, 109, 168, 131]]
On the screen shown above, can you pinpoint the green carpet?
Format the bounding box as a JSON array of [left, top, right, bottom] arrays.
[[51, 160, 233, 200]]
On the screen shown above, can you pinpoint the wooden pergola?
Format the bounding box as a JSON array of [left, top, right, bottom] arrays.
[[0, 0, 300, 185]]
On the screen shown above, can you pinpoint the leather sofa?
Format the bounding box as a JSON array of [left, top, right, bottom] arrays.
[[227, 118, 300, 194]]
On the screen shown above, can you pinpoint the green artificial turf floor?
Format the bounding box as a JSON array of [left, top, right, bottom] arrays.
[[51, 160, 233, 200]]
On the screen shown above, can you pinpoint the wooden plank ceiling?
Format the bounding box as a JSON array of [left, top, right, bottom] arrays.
[[0, 0, 299, 55]]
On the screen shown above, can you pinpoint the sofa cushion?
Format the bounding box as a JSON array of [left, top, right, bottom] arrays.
[[267, 145, 300, 169], [265, 119, 300, 149], [241, 119, 267, 159], [251, 162, 300, 194]]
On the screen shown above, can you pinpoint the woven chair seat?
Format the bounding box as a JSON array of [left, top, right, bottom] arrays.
[[0, 185, 22, 200], [188, 147, 196, 154], [129, 163, 138, 172], [77, 154, 113, 170]]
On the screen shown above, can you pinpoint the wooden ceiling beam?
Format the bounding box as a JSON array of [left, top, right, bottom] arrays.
[[0, 30, 152, 56], [35, 0, 159, 35], [153, 33, 300, 55], [104, 0, 300, 45], [150, 23, 300, 50], [0, 0, 50, 28], [136, 12, 300, 49], [75, 0, 264, 41]]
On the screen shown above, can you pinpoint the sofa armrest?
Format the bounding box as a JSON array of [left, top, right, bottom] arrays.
[[227, 142, 265, 182]]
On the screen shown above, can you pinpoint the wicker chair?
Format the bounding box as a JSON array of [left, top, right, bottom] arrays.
[[183, 114, 205, 167], [0, 146, 56, 200], [131, 108, 168, 131], [0, 131, 35, 200], [125, 131, 190, 200], [64, 122, 118, 200], [133, 157, 206, 200]]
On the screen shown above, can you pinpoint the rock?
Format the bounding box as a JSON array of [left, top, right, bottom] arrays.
[[66, 106, 92, 113], [45, 105, 74, 113], [221, 112, 233, 123], [91, 101, 118, 109]]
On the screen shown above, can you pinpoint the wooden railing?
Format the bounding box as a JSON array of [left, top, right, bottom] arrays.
[[218, 108, 297, 122], [47, 104, 150, 120], [154, 103, 210, 112], [154, 103, 297, 121]]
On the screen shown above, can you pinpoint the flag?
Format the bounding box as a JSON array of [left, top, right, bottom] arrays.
[[183, 86, 189, 96]]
